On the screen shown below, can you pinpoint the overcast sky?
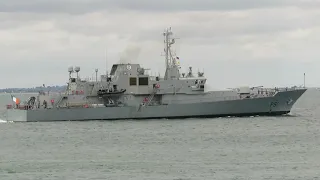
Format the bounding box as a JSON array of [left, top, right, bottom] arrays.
[[1, 0, 319, 89]]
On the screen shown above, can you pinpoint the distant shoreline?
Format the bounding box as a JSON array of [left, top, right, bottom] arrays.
[[0, 85, 67, 94]]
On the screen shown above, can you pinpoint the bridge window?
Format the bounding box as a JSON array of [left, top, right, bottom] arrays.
[[139, 77, 148, 86], [129, 77, 137, 86]]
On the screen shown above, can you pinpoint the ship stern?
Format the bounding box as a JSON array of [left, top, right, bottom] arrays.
[[5, 109, 28, 122]]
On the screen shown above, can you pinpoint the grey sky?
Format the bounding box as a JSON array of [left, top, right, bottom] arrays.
[[0, 0, 319, 89], [0, 0, 309, 13]]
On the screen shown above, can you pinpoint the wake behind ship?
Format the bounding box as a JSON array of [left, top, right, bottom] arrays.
[[4, 27, 307, 122]]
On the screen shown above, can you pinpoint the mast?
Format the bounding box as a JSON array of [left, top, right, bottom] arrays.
[[163, 27, 179, 80], [304, 73, 305, 88], [105, 48, 108, 78], [164, 28, 171, 69]]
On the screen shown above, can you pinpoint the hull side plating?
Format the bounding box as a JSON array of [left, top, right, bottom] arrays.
[[6, 89, 306, 122]]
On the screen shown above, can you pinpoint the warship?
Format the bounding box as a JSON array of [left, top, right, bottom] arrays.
[[4, 27, 307, 122]]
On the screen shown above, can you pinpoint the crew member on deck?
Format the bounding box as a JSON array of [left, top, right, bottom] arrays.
[[43, 100, 47, 109]]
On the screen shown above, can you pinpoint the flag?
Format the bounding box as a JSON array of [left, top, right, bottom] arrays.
[[11, 95, 20, 105]]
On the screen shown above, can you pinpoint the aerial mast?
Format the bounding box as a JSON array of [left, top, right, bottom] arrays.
[[163, 27, 178, 80], [105, 48, 108, 78], [304, 73, 306, 88], [95, 69, 98, 82]]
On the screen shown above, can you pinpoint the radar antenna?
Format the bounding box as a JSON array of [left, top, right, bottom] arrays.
[[75, 66, 80, 78], [68, 66, 74, 78]]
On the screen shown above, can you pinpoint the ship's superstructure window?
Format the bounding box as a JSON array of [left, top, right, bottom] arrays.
[[130, 77, 137, 86], [139, 77, 148, 86]]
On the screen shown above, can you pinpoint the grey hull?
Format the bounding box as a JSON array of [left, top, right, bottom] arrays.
[[5, 89, 306, 122]]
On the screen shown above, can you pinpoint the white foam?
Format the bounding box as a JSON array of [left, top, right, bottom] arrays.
[[0, 119, 13, 123]]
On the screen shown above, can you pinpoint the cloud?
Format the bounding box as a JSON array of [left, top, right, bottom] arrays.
[[0, 0, 320, 88], [1, 0, 318, 14]]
